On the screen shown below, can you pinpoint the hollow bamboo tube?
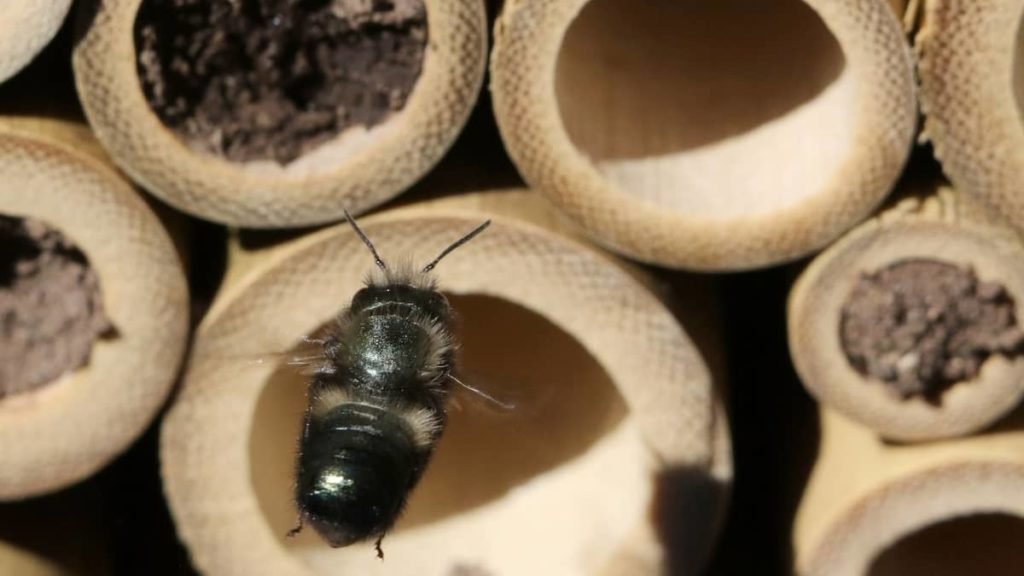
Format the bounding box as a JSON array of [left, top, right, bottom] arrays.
[[490, 0, 917, 271], [789, 183, 1024, 441], [0, 117, 188, 499], [0, 1, 72, 85], [794, 407, 1024, 576], [914, 0, 1024, 233], [72, 0, 487, 227], [160, 190, 731, 576]]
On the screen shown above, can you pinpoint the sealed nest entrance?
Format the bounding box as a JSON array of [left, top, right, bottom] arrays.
[[870, 513, 1024, 576], [135, 0, 428, 165], [840, 259, 1024, 402], [555, 0, 849, 219], [0, 216, 112, 398]]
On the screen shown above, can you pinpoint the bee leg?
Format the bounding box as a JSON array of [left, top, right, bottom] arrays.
[[286, 516, 304, 539], [375, 533, 386, 560]]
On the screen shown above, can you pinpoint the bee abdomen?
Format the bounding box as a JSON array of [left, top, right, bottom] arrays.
[[296, 403, 424, 547]]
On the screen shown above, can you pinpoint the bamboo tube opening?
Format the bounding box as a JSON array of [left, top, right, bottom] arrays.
[[493, 0, 916, 269], [556, 0, 848, 219], [795, 409, 1024, 576], [251, 295, 636, 574], [74, 0, 487, 227], [162, 192, 728, 575], [0, 215, 112, 399], [0, 119, 188, 500], [133, 0, 427, 167], [868, 513, 1024, 576]]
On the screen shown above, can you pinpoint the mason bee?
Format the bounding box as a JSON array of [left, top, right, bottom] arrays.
[[287, 211, 494, 558]]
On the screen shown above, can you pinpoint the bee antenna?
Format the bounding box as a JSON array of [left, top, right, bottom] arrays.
[[421, 220, 491, 273], [344, 209, 387, 271]]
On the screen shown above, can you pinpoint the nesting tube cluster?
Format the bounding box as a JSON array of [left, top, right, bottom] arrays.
[[160, 191, 730, 576], [0, 118, 188, 500]]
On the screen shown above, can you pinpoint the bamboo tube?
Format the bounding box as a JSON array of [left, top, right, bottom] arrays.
[[72, 0, 487, 227], [161, 190, 731, 576], [789, 183, 1024, 441], [0, 1, 72, 84], [0, 117, 188, 499], [491, 0, 917, 271], [794, 407, 1024, 576], [914, 0, 1024, 233]]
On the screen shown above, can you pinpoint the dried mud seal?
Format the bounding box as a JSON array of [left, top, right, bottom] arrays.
[[135, 0, 428, 164], [0, 216, 112, 398], [840, 259, 1024, 401]]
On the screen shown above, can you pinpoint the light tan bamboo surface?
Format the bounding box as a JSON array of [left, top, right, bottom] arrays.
[[161, 190, 731, 576], [72, 0, 487, 228], [914, 0, 1024, 233], [490, 0, 917, 271], [0, 117, 188, 499], [795, 406, 1024, 576], [0, 1, 72, 85], [789, 182, 1024, 442]]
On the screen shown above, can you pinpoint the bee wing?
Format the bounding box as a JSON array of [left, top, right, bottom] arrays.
[[213, 335, 330, 376]]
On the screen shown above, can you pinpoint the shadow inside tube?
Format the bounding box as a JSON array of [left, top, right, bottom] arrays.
[[249, 294, 626, 544], [556, 0, 845, 160], [869, 513, 1024, 576]]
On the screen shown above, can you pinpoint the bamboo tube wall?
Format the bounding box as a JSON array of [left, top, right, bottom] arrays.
[[0, 2, 72, 85], [73, 0, 488, 228], [0, 118, 189, 499], [491, 0, 917, 270], [160, 190, 730, 576]]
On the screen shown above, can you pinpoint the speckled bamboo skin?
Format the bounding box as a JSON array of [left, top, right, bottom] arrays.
[[0, 1, 72, 84]]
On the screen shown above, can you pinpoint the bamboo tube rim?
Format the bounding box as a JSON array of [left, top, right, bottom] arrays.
[[0, 1, 72, 84], [491, 0, 916, 270], [915, 0, 1024, 230], [162, 191, 729, 575], [789, 210, 1024, 441], [796, 409, 1024, 576], [0, 119, 188, 499], [72, 0, 487, 227]]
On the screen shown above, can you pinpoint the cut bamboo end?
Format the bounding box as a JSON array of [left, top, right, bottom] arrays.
[[0, 1, 72, 84], [795, 408, 1024, 576], [491, 0, 916, 271], [0, 117, 188, 500], [915, 0, 1024, 231], [72, 0, 487, 227], [161, 190, 730, 576], [789, 187, 1024, 441]]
